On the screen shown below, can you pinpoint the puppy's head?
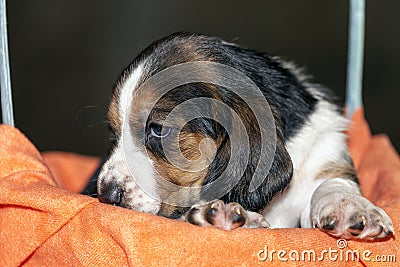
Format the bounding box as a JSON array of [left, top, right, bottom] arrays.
[[97, 32, 293, 218]]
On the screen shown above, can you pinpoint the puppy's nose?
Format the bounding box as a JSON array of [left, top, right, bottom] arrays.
[[98, 181, 123, 206]]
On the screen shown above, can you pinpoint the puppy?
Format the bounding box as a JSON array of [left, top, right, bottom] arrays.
[[97, 32, 393, 240]]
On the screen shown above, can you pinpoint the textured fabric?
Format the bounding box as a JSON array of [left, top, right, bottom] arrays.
[[0, 108, 399, 266]]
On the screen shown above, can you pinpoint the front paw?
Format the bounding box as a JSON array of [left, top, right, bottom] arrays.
[[186, 200, 270, 230], [311, 194, 394, 240]]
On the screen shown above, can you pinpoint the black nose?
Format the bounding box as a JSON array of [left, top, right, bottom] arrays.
[[98, 181, 123, 206]]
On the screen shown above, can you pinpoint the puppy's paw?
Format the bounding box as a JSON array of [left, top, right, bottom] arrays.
[[312, 194, 394, 240], [186, 200, 270, 230]]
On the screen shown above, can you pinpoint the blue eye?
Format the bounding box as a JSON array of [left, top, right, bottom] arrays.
[[149, 123, 171, 138]]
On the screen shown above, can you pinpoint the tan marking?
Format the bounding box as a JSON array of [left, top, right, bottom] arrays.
[[316, 161, 356, 180], [157, 203, 185, 218], [108, 92, 122, 132], [149, 131, 216, 187]]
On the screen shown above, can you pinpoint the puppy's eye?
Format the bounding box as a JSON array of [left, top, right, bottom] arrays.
[[149, 123, 171, 138]]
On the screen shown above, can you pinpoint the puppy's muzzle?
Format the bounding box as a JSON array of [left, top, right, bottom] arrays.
[[98, 180, 123, 206]]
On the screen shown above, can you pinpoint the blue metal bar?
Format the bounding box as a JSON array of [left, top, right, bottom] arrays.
[[346, 0, 365, 118], [0, 0, 14, 126]]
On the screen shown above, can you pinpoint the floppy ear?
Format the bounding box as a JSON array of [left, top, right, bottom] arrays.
[[253, 122, 293, 210], [201, 95, 293, 212]]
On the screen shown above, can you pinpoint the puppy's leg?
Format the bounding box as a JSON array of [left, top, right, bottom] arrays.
[[304, 178, 394, 240], [186, 200, 270, 230]]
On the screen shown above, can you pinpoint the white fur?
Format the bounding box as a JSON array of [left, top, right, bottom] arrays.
[[262, 99, 349, 228], [98, 63, 161, 214], [118, 64, 144, 120]]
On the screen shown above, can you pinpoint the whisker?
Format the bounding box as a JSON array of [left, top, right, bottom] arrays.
[[74, 105, 98, 120], [86, 120, 110, 128]]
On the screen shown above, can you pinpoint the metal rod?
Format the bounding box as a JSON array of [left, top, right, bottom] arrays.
[[346, 0, 365, 118], [0, 0, 14, 126]]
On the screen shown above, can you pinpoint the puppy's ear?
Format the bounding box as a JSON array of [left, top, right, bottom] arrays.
[[256, 123, 293, 209], [202, 97, 293, 212]]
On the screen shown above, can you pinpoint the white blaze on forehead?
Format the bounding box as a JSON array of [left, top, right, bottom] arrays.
[[118, 63, 144, 119], [99, 62, 162, 214]]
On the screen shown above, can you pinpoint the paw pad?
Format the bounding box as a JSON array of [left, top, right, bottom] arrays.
[[187, 200, 270, 230]]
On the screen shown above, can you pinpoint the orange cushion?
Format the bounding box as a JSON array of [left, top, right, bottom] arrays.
[[0, 108, 399, 266]]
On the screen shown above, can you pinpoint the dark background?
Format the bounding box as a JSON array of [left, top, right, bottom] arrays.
[[5, 0, 399, 156]]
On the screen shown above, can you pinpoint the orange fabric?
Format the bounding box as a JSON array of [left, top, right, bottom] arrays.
[[0, 108, 399, 266], [41, 151, 100, 194]]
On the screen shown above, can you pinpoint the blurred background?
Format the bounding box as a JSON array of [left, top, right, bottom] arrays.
[[5, 0, 399, 156]]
